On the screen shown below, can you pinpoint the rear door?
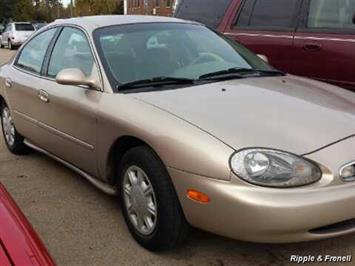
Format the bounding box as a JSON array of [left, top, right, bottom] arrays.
[[5, 28, 58, 143], [224, 0, 302, 72], [293, 0, 355, 90]]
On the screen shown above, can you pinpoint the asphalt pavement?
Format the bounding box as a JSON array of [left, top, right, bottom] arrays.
[[0, 48, 354, 266]]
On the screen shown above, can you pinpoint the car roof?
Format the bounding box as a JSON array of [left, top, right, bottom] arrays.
[[52, 15, 198, 31]]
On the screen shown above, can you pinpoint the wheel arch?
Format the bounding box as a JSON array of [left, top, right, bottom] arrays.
[[106, 135, 162, 185], [0, 94, 5, 107]]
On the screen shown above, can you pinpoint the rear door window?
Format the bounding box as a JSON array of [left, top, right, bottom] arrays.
[[307, 0, 355, 30], [174, 0, 232, 29], [236, 0, 301, 30], [15, 28, 56, 74]]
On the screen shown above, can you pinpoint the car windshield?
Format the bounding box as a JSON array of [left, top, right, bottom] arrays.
[[93, 23, 274, 90], [15, 23, 35, 31]]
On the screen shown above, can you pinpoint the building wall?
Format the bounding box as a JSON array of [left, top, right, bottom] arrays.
[[126, 0, 175, 17]]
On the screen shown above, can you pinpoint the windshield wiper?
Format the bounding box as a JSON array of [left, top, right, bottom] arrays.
[[117, 77, 196, 90], [199, 68, 284, 80]]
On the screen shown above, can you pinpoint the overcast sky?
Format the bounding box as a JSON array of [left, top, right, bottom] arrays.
[[62, 0, 71, 7]]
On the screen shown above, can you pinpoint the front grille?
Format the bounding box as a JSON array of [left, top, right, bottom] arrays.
[[310, 219, 355, 234]]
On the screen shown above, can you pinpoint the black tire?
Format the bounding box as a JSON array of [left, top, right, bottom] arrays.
[[118, 146, 189, 251], [0, 102, 31, 155]]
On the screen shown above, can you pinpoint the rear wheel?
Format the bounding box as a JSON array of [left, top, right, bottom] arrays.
[[0, 102, 30, 155], [118, 146, 189, 251]]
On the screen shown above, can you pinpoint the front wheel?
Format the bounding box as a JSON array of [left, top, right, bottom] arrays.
[[1, 102, 31, 155], [118, 146, 189, 251]]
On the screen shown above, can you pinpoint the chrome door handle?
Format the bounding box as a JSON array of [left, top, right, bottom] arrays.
[[38, 90, 49, 103], [5, 78, 12, 88]]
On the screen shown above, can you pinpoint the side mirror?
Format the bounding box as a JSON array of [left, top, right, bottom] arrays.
[[353, 12, 355, 24], [56, 68, 100, 90], [257, 54, 269, 63]]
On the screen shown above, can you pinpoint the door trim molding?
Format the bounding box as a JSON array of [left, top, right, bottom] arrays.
[[225, 32, 294, 39], [294, 36, 355, 43], [225, 32, 355, 43], [14, 110, 94, 151]]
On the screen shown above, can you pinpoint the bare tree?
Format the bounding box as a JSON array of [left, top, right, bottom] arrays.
[[45, 0, 51, 20], [70, 0, 73, 17]]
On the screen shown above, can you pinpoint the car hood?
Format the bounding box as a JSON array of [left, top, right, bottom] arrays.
[[133, 75, 355, 154]]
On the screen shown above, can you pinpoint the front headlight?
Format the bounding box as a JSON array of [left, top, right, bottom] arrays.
[[230, 148, 322, 188]]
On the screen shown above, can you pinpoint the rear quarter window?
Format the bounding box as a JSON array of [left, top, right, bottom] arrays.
[[174, 0, 232, 29]]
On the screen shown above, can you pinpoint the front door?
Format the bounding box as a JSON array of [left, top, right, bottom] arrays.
[[36, 27, 101, 176]]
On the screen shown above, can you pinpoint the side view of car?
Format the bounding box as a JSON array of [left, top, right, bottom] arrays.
[[0, 22, 35, 50], [1, 16, 355, 252], [174, 0, 355, 91]]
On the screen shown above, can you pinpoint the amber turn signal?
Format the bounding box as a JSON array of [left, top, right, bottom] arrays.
[[187, 189, 210, 203]]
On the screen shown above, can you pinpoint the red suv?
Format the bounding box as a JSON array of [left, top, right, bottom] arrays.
[[175, 0, 355, 91]]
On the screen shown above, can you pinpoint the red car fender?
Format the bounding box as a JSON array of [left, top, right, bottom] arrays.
[[0, 183, 55, 266]]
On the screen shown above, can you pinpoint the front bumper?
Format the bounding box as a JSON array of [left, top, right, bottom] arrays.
[[169, 167, 355, 243]]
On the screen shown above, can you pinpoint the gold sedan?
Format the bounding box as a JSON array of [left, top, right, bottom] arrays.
[[1, 16, 355, 251]]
